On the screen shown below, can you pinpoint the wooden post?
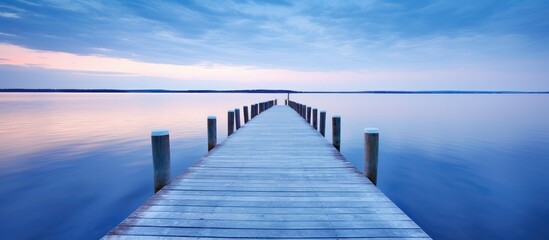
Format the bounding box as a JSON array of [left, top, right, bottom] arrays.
[[151, 129, 170, 193], [228, 110, 234, 136], [332, 115, 341, 151], [207, 116, 216, 151], [275, 99, 277, 105], [307, 107, 312, 124], [235, 108, 241, 130], [313, 108, 318, 130], [285, 99, 288, 105], [319, 111, 326, 136], [243, 106, 249, 123], [251, 104, 256, 118], [255, 103, 259, 116], [364, 128, 379, 185]]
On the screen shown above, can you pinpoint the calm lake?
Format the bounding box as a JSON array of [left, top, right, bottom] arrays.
[[0, 93, 548, 239]]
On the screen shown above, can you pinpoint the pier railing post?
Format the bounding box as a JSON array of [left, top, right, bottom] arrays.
[[332, 115, 341, 151], [364, 128, 379, 185], [255, 103, 259, 116], [151, 129, 170, 193], [319, 111, 326, 136], [228, 110, 234, 136], [243, 106, 249, 123], [235, 108, 241, 130], [251, 104, 256, 118], [207, 116, 216, 151], [313, 108, 318, 130], [307, 107, 312, 124]]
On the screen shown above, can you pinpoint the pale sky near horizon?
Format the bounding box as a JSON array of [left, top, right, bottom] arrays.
[[0, 0, 548, 91]]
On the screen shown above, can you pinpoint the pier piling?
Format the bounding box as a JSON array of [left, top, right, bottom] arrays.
[[319, 111, 326, 136], [151, 129, 170, 193], [332, 115, 341, 151], [313, 108, 318, 130], [207, 116, 216, 151], [364, 128, 379, 185], [235, 108, 241, 130], [228, 111, 234, 136], [243, 106, 249, 123]]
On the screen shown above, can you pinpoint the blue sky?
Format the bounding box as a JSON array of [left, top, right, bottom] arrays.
[[0, 0, 548, 90]]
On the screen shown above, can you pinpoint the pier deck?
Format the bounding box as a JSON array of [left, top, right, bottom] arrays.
[[104, 105, 430, 239]]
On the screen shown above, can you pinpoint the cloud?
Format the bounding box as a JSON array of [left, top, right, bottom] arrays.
[[0, 32, 16, 37], [0, 0, 548, 90], [0, 11, 19, 18], [1, 43, 547, 91]]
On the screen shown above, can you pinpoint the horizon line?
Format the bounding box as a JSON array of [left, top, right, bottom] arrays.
[[1, 88, 548, 94]]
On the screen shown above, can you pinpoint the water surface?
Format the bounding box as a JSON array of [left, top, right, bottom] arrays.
[[0, 93, 548, 239]]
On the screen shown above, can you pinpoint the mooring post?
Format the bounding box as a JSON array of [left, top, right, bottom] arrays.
[[243, 106, 249, 123], [332, 115, 341, 151], [364, 128, 379, 185], [228, 110, 234, 136], [313, 108, 318, 130], [151, 129, 170, 193], [320, 111, 326, 136], [250, 105, 254, 118], [307, 107, 312, 124], [235, 108, 241, 130], [207, 116, 216, 151]]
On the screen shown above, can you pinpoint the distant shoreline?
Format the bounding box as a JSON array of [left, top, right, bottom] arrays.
[[1, 89, 548, 94]]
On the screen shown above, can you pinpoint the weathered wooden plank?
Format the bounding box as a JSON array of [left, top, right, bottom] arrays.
[[163, 185, 377, 191], [120, 218, 418, 229], [139, 206, 404, 214], [103, 236, 431, 240], [109, 226, 427, 238], [104, 105, 430, 239], [159, 190, 387, 198], [149, 199, 399, 208], [132, 212, 412, 221]]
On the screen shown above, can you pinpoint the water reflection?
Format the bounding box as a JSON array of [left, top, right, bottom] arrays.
[[292, 94, 549, 240], [0, 93, 548, 239], [0, 93, 287, 240]]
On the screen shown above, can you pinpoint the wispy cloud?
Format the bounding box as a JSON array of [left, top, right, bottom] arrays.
[[0, 11, 19, 18], [0, 0, 548, 90]]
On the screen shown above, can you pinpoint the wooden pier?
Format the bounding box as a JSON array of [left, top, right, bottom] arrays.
[[103, 105, 430, 239]]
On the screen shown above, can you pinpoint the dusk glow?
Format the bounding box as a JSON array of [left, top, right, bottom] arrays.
[[1, 1, 548, 90]]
